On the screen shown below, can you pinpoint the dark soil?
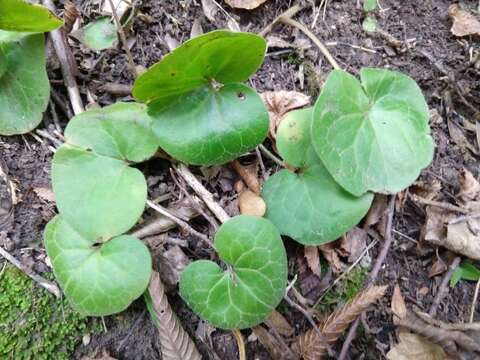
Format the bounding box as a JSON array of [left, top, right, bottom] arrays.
[[1, 0, 480, 359]]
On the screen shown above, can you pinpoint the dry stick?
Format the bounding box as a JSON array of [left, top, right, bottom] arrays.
[[413, 308, 480, 331], [410, 194, 470, 215], [470, 279, 480, 323], [0, 246, 61, 298], [107, 0, 138, 78], [429, 256, 461, 317], [42, 0, 84, 115], [146, 200, 212, 246], [338, 195, 396, 360], [258, 4, 304, 37]]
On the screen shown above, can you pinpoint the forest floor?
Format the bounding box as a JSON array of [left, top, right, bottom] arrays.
[[1, 0, 480, 359]]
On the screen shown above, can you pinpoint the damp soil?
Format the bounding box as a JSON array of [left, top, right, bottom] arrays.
[[1, 0, 480, 359]]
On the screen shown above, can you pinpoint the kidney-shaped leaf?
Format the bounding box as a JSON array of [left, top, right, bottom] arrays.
[[263, 164, 373, 245], [312, 68, 434, 196], [45, 215, 152, 316], [72, 18, 117, 51], [0, 0, 62, 32], [132, 30, 269, 165], [0, 34, 50, 135], [180, 215, 287, 329]]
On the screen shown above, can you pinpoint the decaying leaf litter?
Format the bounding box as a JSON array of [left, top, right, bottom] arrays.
[[1, 0, 480, 359]]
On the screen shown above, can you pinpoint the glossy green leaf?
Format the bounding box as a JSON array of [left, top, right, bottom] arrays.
[[450, 263, 480, 287], [363, 0, 378, 11], [0, 0, 62, 32], [132, 30, 269, 165], [72, 18, 117, 51], [64, 102, 157, 163], [263, 164, 373, 245], [180, 215, 287, 329], [312, 68, 434, 196], [44, 215, 152, 316], [150, 83, 268, 165], [0, 34, 50, 135], [133, 30, 266, 104], [362, 16, 377, 33], [276, 107, 318, 168]]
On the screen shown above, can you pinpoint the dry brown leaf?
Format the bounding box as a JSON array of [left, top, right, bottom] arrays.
[[304, 246, 321, 277], [252, 326, 297, 360], [338, 227, 367, 263], [422, 206, 453, 244], [63, 0, 80, 34], [265, 310, 295, 337], [102, 0, 130, 19], [448, 4, 480, 37], [448, 119, 479, 155], [267, 35, 294, 49], [319, 242, 344, 274], [239, 190, 266, 217], [364, 194, 389, 228], [391, 284, 407, 324], [292, 285, 387, 359], [261, 91, 310, 140], [458, 168, 480, 201], [446, 219, 480, 260], [161, 245, 190, 286], [428, 258, 447, 278], [231, 160, 261, 194], [386, 331, 452, 360], [148, 271, 202, 360], [33, 187, 55, 203], [225, 0, 268, 10]]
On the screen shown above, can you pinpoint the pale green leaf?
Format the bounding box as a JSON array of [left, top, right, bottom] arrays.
[[180, 215, 287, 329], [0, 0, 62, 32], [263, 164, 373, 245], [363, 0, 378, 11], [0, 34, 50, 135], [44, 215, 152, 316], [362, 16, 377, 33], [72, 18, 117, 51], [312, 68, 434, 196]]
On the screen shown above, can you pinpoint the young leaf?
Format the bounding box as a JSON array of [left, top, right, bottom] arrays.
[[132, 30, 269, 165], [71, 18, 118, 51], [0, 34, 50, 135], [263, 165, 373, 245], [52, 103, 158, 240], [44, 215, 152, 316], [0, 0, 63, 33], [362, 16, 377, 33], [263, 107, 373, 245], [179, 215, 287, 329], [450, 262, 480, 287], [312, 69, 434, 196], [363, 0, 378, 11]]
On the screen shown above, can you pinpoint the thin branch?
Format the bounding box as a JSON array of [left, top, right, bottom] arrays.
[[429, 256, 461, 317], [146, 200, 211, 246], [258, 4, 304, 37], [410, 194, 470, 214], [0, 246, 60, 297], [338, 195, 396, 360], [470, 279, 480, 323]]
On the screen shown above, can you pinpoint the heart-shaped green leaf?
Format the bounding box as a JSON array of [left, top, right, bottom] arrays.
[[52, 103, 158, 240], [180, 215, 287, 329], [0, 34, 50, 135], [132, 30, 269, 165], [263, 164, 373, 245], [312, 68, 434, 196], [72, 18, 117, 51], [44, 215, 152, 316], [0, 0, 63, 33]]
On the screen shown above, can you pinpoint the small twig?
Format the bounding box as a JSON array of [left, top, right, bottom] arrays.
[[258, 144, 284, 167], [107, 0, 138, 78], [258, 4, 304, 37], [448, 212, 480, 225], [175, 164, 230, 224], [429, 256, 461, 317], [0, 245, 60, 297], [36, 129, 62, 148], [232, 329, 246, 360], [469, 279, 480, 323], [414, 308, 480, 331], [146, 200, 212, 246], [42, 0, 84, 115], [280, 17, 340, 70], [338, 195, 396, 360], [410, 194, 470, 214]]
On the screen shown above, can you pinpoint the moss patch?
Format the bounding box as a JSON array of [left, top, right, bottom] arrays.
[[0, 264, 99, 359]]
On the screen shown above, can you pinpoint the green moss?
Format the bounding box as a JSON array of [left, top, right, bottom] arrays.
[[0, 264, 99, 359], [318, 266, 368, 312]]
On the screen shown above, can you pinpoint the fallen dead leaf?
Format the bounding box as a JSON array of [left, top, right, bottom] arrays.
[[364, 194, 389, 228], [265, 310, 294, 337], [338, 227, 367, 263], [33, 187, 55, 203], [422, 206, 453, 244], [418, 286, 429, 296], [161, 245, 190, 286], [102, 0, 131, 19], [225, 0, 268, 10], [448, 4, 480, 37], [448, 119, 479, 155], [239, 190, 266, 217], [319, 242, 344, 274], [386, 331, 452, 360], [391, 284, 407, 324], [267, 35, 295, 49], [304, 246, 321, 277], [428, 258, 448, 278], [261, 91, 310, 141], [458, 168, 480, 201], [252, 326, 296, 360], [446, 219, 480, 260]]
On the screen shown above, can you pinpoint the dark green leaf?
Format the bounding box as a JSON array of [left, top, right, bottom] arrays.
[[180, 216, 287, 329]]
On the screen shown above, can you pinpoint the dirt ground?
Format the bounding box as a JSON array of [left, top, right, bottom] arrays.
[[1, 0, 480, 359]]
